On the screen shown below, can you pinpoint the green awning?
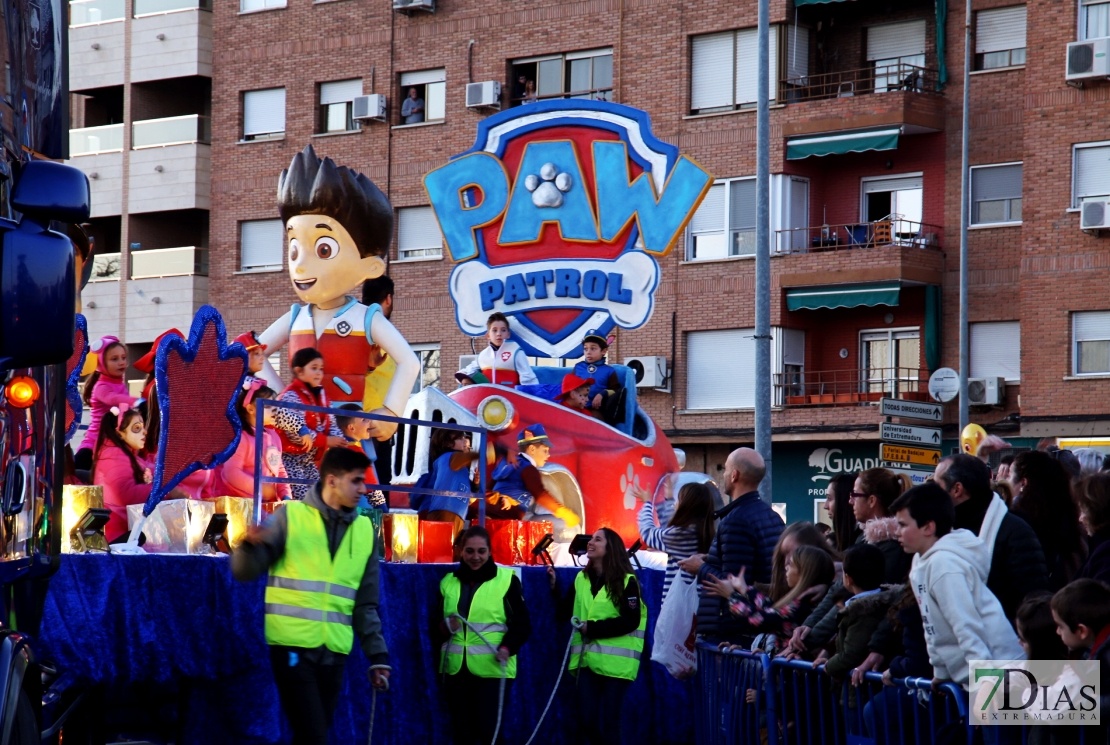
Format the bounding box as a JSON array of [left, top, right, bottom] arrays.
[[786, 282, 901, 311], [787, 128, 900, 160]]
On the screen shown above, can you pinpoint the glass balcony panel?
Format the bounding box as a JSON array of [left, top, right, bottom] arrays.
[[133, 0, 209, 14], [70, 124, 125, 155], [131, 115, 210, 148], [130, 247, 207, 279], [91, 253, 122, 282], [70, 0, 125, 25]]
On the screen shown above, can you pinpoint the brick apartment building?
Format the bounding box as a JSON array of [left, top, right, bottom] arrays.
[[188, 0, 1108, 522]]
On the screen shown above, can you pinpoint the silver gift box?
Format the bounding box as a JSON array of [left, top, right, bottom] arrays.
[[126, 499, 217, 554]]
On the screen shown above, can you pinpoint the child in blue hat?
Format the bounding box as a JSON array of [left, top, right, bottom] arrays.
[[487, 425, 580, 527], [574, 331, 626, 426]]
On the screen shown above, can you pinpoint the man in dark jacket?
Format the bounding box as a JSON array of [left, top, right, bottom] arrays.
[[934, 453, 1050, 620], [233, 447, 390, 744], [678, 447, 784, 641]]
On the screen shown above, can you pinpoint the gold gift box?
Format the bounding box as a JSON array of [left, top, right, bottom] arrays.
[[62, 485, 106, 553], [212, 496, 255, 549]]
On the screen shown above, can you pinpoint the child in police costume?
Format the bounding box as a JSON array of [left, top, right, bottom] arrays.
[[575, 330, 626, 426], [547, 527, 646, 745], [436, 525, 531, 745], [232, 447, 390, 744], [488, 425, 580, 528], [455, 312, 538, 388], [257, 145, 420, 441]]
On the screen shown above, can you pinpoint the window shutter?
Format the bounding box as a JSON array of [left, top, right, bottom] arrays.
[[240, 219, 283, 271], [866, 20, 927, 60], [687, 329, 755, 409], [970, 321, 1020, 380], [401, 69, 446, 86], [862, 175, 924, 194], [398, 207, 443, 254], [320, 79, 362, 105], [691, 33, 735, 110], [735, 27, 779, 105], [1075, 311, 1110, 342], [972, 164, 1022, 201], [690, 183, 725, 234], [243, 88, 285, 136], [729, 179, 757, 231], [1075, 145, 1110, 200], [785, 25, 810, 82], [976, 6, 1026, 54]]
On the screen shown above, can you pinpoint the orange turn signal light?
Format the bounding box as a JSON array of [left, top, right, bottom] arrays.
[[6, 376, 40, 409]]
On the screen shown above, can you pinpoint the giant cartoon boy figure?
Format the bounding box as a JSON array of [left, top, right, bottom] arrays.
[[257, 145, 420, 440]]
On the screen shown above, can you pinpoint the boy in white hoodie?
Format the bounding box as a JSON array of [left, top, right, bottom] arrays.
[[891, 482, 1025, 690]]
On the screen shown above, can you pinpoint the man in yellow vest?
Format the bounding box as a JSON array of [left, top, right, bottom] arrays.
[[232, 447, 389, 744]]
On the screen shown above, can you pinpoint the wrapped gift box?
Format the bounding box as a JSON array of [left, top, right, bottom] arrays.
[[212, 496, 254, 550], [418, 520, 455, 563], [383, 511, 419, 563], [62, 485, 106, 553], [126, 499, 217, 554], [487, 519, 528, 565], [525, 520, 554, 565]]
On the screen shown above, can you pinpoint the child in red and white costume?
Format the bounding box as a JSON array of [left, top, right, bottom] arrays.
[[455, 312, 538, 388]]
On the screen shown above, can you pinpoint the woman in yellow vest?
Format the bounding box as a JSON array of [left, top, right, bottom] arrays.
[[547, 527, 647, 745], [437, 525, 531, 745]]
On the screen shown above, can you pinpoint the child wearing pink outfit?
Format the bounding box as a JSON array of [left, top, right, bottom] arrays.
[[213, 381, 291, 501], [92, 405, 186, 543], [76, 336, 137, 470]]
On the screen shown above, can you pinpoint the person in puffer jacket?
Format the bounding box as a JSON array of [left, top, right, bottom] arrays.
[[892, 483, 1024, 690]]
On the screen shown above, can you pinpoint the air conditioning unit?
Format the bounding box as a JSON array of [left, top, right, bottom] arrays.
[[1080, 198, 1110, 231], [466, 81, 501, 110], [393, 0, 434, 11], [967, 377, 1005, 406], [352, 94, 386, 122], [1066, 37, 1110, 82], [624, 356, 667, 389]]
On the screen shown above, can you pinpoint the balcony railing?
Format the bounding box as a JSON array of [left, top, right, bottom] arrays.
[[774, 367, 930, 406], [783, 63, 940, 103], [130, 247, 208, 279], [70, 124, 125, 156], [133, 0, 210, 15], [90, 253, 122, 282], [70, 0, 126, 25], [774, 218, 943, 255], [132, 115, 211, 149]]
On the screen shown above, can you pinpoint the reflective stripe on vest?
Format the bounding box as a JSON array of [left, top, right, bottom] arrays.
[[264, 501, 374, 655], [569, 571, 647, 681], [439, 566, 516, 679]]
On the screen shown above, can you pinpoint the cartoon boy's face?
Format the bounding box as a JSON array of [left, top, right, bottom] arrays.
[[286, 214, 386, 307]]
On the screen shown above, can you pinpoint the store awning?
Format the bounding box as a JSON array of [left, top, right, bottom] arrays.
[[786, 282, 901, 311], [786, 128, 901, 160]]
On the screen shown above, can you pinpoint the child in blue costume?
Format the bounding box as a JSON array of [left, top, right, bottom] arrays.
[[489, 425, 580, 528], [574, 331, 626, 426], [412, 428, 479, 535]]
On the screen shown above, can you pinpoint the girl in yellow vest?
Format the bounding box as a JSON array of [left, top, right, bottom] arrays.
[[437, 525, 531, 745], [547, 527, 647, 745]]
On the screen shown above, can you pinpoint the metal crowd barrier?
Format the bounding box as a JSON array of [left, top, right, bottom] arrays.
[[696, 643, 971, 745]]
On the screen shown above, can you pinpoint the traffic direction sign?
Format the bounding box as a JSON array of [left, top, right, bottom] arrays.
[[880, 397, 943, 421], [880, 443, 943, 468], [880, 422, 942, 447]]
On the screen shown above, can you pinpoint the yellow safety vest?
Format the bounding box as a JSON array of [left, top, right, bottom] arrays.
[[264, 501, 374, 655], [439, 566, 516, 679], [569, 571, 647, 681]]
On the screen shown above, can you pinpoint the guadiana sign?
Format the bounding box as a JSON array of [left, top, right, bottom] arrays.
[[424, 99, 713, 358]]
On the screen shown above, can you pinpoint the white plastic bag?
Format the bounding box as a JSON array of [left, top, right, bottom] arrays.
[[650, 574, 699, 678]]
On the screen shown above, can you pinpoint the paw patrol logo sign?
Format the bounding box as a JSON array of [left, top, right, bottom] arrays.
[[424, 100, 712, 358]]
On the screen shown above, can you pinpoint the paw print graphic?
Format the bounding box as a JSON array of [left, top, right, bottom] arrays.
[[524, 162, 573, 208], [619, 463, 643, 511]]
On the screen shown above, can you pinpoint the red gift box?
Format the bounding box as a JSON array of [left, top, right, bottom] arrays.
[[525, 521, 554, 565], [419, 520, 456, 563], [486, 519, 528, 565]]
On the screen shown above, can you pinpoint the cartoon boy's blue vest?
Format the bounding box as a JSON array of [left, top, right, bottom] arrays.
[[491, 458, 534, 509]]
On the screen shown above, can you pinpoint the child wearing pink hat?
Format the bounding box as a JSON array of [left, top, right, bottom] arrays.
[[75, 336, 137, 471]]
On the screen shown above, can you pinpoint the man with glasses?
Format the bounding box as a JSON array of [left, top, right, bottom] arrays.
[[933, 454, 1049, 621]]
